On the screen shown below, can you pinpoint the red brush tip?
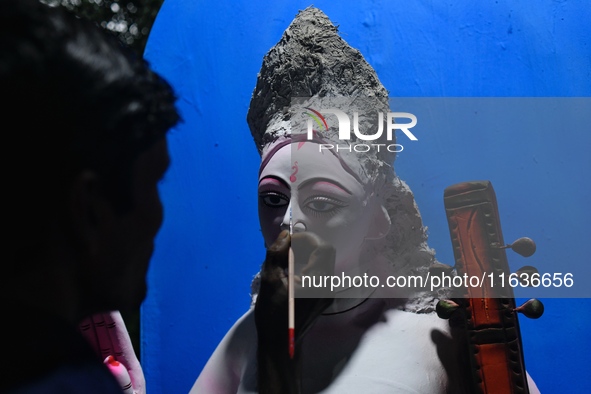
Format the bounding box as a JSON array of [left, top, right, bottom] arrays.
[[105, 355, 120, 367], [288, 328, 295, 359]]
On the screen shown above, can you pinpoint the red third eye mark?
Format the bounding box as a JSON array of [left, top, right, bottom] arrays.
[[290, 161, 299, 183]]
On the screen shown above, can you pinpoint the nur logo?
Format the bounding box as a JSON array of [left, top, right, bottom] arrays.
[[303, 107, 418, 153]]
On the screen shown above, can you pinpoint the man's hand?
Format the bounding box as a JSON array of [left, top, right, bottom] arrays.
[[79, 311, 146, 394], [254, 230, 335, 394]]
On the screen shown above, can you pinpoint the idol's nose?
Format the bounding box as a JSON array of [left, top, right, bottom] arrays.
[[280, 201, 292, 232], [292, 221, 306, 232], [279, 201, 306, 233]]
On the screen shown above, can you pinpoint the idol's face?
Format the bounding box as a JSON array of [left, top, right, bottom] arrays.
[[258, 142, 379, 273]]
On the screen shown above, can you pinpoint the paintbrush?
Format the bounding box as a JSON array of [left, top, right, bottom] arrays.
[[288, 214, 295, 359]]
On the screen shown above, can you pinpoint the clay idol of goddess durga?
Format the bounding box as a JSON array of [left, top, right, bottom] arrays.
[[190, 7, 539, 394]]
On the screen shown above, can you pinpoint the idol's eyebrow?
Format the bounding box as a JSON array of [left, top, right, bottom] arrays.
[[298, 177, 352, 195], [258, 175, 290, 189]]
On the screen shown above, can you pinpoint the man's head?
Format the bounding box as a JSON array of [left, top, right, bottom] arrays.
[[1, 0, 180, 318]]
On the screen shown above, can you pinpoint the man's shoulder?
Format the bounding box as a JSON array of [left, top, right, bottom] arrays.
[[6, 364, 123, 394], [1, 304, 122, 393]]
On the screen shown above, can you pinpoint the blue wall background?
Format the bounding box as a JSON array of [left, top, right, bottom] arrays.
[[142, 1, 591, 392]]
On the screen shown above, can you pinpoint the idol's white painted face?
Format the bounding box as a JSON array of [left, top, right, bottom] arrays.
[[258, 142, 382, 273]]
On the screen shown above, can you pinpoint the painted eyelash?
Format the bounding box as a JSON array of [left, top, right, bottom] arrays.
[[259, 190, 290, 207], [303, 195, 348, 207], [259, 190, 289, 199], [305, 206, 344, 218], [302, 195, 348, 217]]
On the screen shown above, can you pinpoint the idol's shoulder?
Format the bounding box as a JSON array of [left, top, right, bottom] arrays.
[[190, 309, 258, 394], [319, 309, 467, 394]]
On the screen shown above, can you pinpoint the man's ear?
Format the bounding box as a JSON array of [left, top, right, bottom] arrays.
[[365, 204, 391, 240], [68, 170, 112, 258]]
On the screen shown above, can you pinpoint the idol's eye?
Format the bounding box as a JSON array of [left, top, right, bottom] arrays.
[[260, 191, 290, 208], [303, 195, 348, 215]]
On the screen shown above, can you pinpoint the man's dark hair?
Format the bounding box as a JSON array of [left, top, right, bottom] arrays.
[[1, 0, 180, 268]]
